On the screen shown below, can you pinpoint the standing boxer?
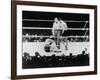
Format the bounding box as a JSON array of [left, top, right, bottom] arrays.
[[52, 18, 67, 49]]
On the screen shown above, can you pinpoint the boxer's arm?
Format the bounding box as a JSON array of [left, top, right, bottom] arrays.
[[60, 20, 67, 34], [52, 22, 55, 35]]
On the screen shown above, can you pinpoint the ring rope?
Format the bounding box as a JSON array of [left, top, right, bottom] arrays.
[[22, 27, 89, 30], [23, 19, 89, 23], [23, 35, 89, 38], [83, 21, 89, 41]]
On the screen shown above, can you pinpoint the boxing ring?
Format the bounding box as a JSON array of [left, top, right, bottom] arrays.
[[22, 19, 90, 56]]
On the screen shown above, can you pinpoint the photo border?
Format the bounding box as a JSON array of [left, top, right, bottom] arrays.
[[11, 1, 97, 80]]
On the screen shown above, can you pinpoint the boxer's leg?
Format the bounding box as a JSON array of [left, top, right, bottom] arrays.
[[54, 30, 57, 46], [57, 30, 62, 49]]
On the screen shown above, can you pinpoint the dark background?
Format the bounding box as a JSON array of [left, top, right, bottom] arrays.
[[22, 11, 89, 36]]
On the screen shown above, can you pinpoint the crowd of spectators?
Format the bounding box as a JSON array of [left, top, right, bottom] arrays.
[[22, 49, 89, 69]]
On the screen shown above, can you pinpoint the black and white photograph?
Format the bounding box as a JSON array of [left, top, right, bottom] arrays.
[[22, 11, 90, 69], [11, 1, 97, 79]]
